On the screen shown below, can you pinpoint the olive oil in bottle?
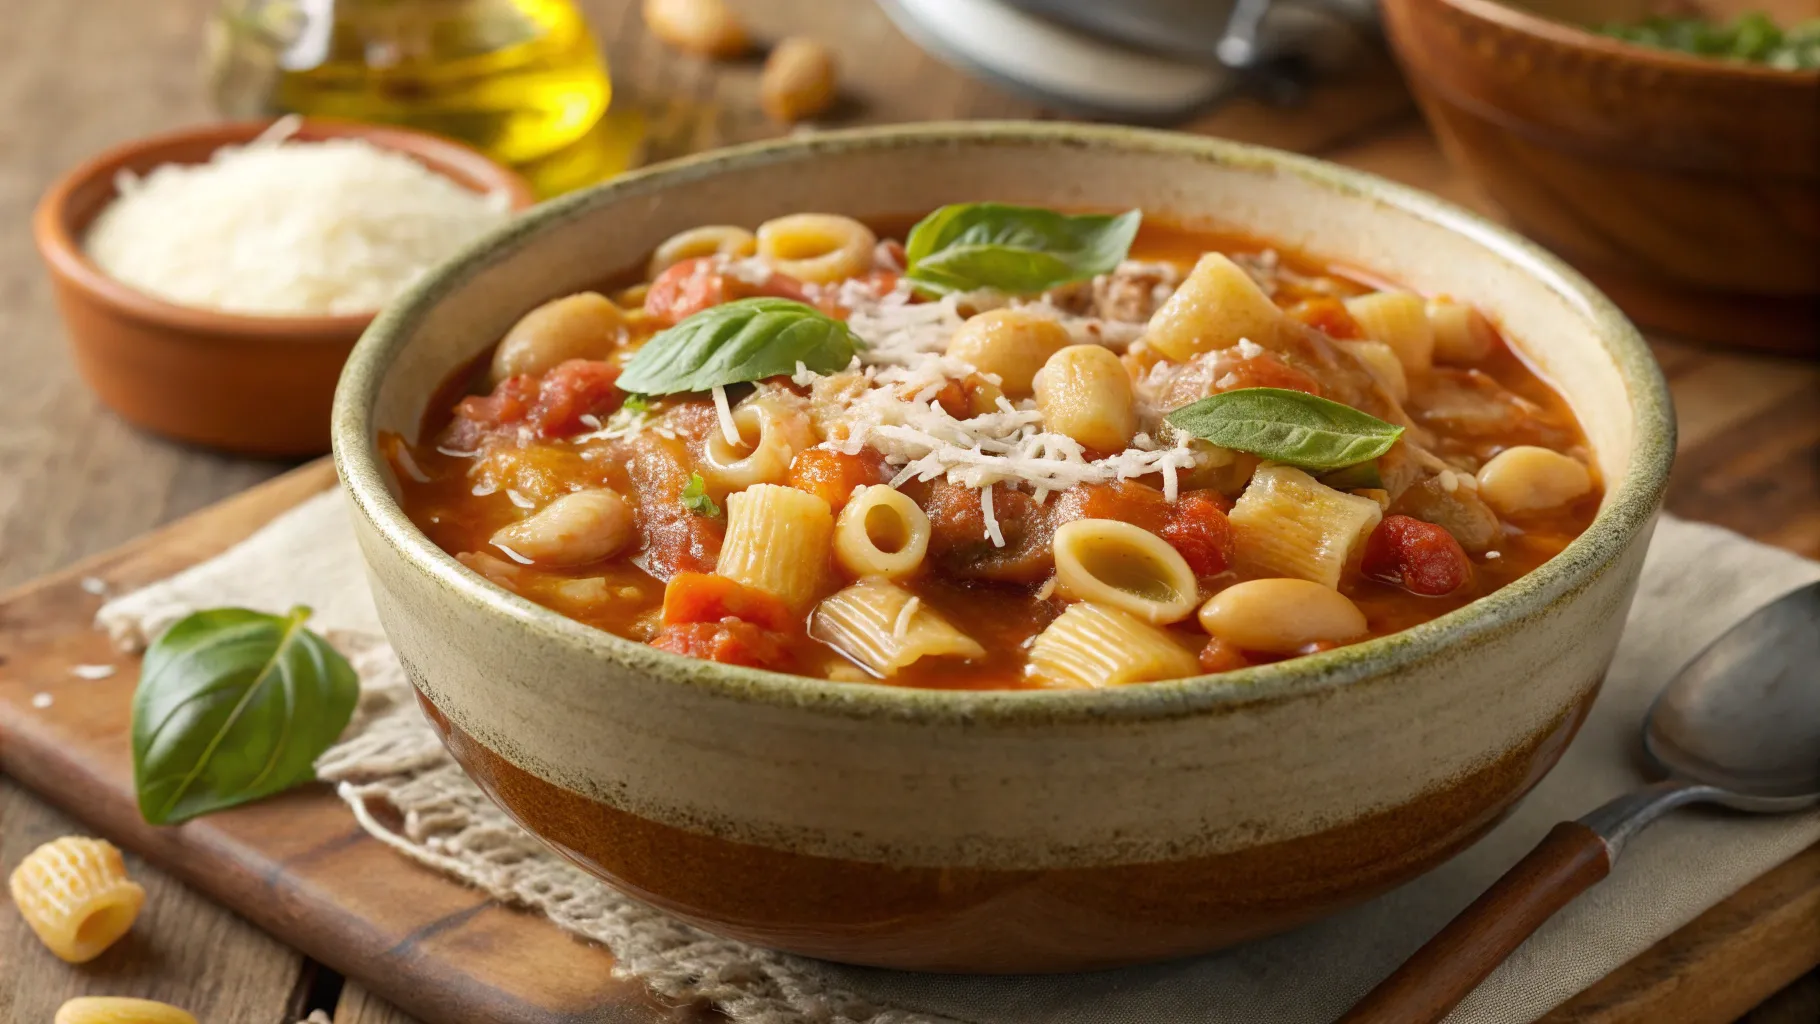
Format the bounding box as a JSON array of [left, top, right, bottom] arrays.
[[208, 0, 611, 166]]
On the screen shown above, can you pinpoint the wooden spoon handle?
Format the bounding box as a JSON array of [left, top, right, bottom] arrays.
[[1338, 821, 1613, 1024]]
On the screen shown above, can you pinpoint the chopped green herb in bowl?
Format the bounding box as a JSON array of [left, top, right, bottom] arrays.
[[1597, 13, 1820, 70]]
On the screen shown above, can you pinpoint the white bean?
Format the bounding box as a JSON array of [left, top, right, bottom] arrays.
[[1475, 446, 1592, 516], [489, 293, 625, 384], [1197, 578, 1367, 654], [490, 489, 634, 567]]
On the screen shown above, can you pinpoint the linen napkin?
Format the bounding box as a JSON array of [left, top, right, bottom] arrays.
[[98, 492, 1820, 1024]]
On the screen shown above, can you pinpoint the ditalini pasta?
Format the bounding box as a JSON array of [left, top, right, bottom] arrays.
[[390, 205, 1601, 688], [835, 485, 931, 579], [717, 483, 834, 610], [9, 836, 145, 964], [811, 576, 985, 676], [1028, 602, 1200, 688], [1229, 465, 1384, 590], [55, 998, 200, 1024]]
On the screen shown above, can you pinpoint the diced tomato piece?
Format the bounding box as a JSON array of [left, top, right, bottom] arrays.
[[643, 257, 810, 325], [1198, 637, 1249, 674], [1063, 480, 1169, 533], [1214, 353, 1323, 397], [661, 572, 794, 632], [650, 619, 793, 670], [1286, 297, 1364, 341], [787, 448, 890, 513], [1362, 514, 1472, 596], [876, 239, 906, 271], [1160, 490, 1235, 577], [526, 359, 624, 437]]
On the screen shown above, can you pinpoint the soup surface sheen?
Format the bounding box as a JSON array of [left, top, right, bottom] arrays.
[[390, 210, 1600, 690]]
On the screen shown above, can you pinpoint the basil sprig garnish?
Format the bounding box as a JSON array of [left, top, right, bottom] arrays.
[[1167, 387, 1405, 472], [617, 297, 855, 396], [132, 606, 357, 825], [903, 203, 1141, 296]]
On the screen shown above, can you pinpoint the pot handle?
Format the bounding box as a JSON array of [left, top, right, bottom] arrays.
[[1337, 821, 1612, 1024]]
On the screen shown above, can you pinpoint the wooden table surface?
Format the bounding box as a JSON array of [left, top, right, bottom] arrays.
[[1, 2, 1815, 1022]]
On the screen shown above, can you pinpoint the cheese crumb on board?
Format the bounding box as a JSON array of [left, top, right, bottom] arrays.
[[84, 121, 512, 316]]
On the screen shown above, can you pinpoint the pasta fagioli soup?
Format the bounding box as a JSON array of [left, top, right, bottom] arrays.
[[388, 204, 1600, 690]]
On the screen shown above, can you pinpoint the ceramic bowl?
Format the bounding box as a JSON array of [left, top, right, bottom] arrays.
[[333, 123, 1674, 972], [1381, 0, 1820, 355], [33, 119, 536, 457]]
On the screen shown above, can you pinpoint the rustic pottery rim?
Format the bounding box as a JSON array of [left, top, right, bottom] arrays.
[[332, 121, 1675, 726], [33, 117, 538, 344], [1442, 0, 1820, 82]]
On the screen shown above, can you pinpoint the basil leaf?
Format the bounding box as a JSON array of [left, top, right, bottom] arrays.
[[680, 472, 721, 518], [903, 203, 1141, 296], [1319, 460, 1385, 491], [132, 606, 357, 825], [622, 393, 652, 414], [1166, 388, 1405, 472], [617, 298, 855, 396]]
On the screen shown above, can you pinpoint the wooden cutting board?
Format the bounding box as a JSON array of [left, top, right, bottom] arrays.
[[0, 458, 1815, 1024]]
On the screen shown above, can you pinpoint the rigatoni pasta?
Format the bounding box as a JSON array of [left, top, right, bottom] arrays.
[[811, 576, 985, 676], [717, 483, 833, 610], [391, 203, 1600, 688], [1228, 465, 1384, 589], [1028, 602, 1200, 688], [10, 836, 145, 964]]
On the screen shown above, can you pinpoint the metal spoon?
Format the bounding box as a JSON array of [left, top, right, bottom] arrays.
[[1341, 580, 1820, 1024]]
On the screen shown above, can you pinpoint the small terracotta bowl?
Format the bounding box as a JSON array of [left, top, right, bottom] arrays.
[[1381, 0, 1820, 355], [335, 123, 1676, 972], [33, 119, 536, 457]]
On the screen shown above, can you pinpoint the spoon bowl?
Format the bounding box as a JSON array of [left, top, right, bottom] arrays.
[[1645, 580, 1820, 806]]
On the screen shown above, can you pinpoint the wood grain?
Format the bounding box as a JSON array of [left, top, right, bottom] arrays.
[[0, 0, 1816, 1022]]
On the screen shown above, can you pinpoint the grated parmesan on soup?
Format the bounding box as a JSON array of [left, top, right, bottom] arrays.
[[84, 121, 512, 317]]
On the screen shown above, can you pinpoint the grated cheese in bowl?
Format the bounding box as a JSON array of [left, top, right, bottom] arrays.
[[84, 120, 513, 317]]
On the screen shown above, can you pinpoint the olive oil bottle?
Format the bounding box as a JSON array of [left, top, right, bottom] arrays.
[[208, 0, 611, 166]]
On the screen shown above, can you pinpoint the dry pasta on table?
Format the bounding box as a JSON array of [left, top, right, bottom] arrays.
[[385, 202, 1602, 688]]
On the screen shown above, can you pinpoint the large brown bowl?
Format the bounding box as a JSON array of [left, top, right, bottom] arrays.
[[1382, 0, 1820, 355], [34, 119, 536, 456], [332, 123, 1675, 972]]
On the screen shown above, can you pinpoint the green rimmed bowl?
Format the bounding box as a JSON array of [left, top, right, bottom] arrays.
[[331, 122, 1674, 972]]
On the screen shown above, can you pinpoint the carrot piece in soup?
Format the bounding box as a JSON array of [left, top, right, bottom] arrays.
[[1286, 297, 1365, 340], [1160, 490, 1235, 577], [1197, 636, 1249, 674], [1362, 514, 1472, 596], [650, 620, 793, 670], [643, 256, 810, 324], [1062, 480, 1169, 533], [786, 448, 889, 513], [662, 572, 795, 632]]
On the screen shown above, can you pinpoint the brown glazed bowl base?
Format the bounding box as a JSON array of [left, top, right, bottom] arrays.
[[415, 685, 1598, 973]]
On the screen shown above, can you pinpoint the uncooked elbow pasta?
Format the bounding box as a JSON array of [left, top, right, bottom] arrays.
[[756, 213, 876, 284], [717, 483, 833, 610], [390, 201, 1603, 687], [1229, 465, 1384, 590], [648, 224, 758, 278], [835, 485, 930, 579], [1053, 518, 1198, 624], [55, 997, 199, 1024], [1027, 602, 1200, 688], [811, 576, 985, 676], [9, 836, 145, 963]]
